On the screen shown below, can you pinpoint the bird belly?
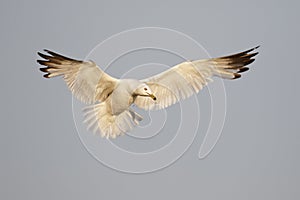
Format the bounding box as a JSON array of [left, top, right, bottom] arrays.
[[108, 90, 132, 115]]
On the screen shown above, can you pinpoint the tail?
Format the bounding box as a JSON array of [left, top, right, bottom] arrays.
[[194, 46, 259, 79], [83, 102, 143, 139]]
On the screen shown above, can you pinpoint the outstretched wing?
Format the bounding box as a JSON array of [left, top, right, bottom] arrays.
[[37, 50, 118, 104], [134, 46, 259, 110]]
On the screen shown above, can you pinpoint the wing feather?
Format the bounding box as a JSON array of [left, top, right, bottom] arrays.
[[134, 46, 259, 110], [37, 50, 118, 104]]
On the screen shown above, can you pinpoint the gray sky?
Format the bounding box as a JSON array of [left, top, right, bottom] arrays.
[[0, 0, 299, 200]]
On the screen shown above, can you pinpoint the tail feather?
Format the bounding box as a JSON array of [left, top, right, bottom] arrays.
[[83, 102, 143, 138]]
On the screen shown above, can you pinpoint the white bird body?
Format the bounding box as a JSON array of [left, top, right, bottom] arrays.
[[37, 46, 259, 138], [109, 79, 136, 114]]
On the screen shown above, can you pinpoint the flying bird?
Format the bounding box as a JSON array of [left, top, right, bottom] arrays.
[[37, 46, 259, 138]]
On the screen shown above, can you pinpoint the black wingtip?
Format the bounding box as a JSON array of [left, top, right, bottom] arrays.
[[250, 45, 260, 54], [37, 60, 47, 65], [243, 45, 260, 55], [37, 52, 43, 57], [249, 45, 260, 52], [233, 73, 241, 79], [220, 45, 260, 60], [43, 73, 50, 78], [43, 49, 59, 57], [37, 52, 53, 61], [249, 52, 259, 58], [39, 67, 48, 72], [243, 58, 255, 66], [40, 49, 80, 62], [238, 67, 249, 73]]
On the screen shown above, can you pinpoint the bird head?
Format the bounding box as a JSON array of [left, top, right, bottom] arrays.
[[134, 84, 156, 101]]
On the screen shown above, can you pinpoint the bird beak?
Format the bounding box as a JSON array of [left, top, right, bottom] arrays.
[[147, 93, 157, 101]]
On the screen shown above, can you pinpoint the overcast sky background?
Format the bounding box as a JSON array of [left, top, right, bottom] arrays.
[[0, 0, 299, 199]]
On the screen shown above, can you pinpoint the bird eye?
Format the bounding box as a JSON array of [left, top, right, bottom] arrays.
[[144, 88, 147, 91]]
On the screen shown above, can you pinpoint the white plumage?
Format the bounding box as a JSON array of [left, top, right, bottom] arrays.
[[38, 46, 259, 138]]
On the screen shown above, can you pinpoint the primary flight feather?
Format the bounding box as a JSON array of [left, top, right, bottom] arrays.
[[37, 46, 259, 138]]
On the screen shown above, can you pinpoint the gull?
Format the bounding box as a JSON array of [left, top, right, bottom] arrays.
[[37, 46, 259, 138]]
